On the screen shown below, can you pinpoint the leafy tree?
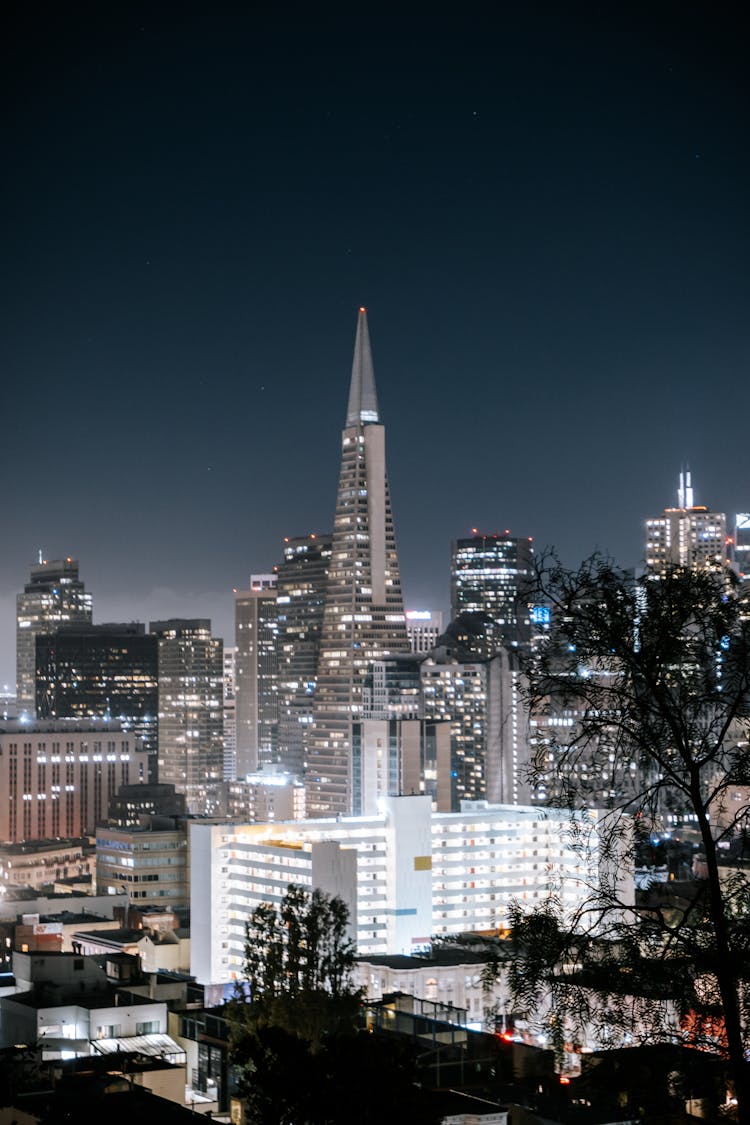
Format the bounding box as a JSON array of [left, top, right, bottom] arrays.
[[229, 884, 441, 1124], [511, 557, 750, 1121]]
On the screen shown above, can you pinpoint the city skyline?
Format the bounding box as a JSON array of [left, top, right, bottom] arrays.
[[3, 4, 748, 685]]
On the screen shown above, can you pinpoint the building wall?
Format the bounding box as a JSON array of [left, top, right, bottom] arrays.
[[190, 796, 612, 986], [151, 620, 223, 815], [0, 723, 148, 842], [96, 824, 188, 907]]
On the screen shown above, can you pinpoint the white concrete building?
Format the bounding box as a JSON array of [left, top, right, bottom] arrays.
[[190, 795, 616, 986], [0, 951, 168, 1057]]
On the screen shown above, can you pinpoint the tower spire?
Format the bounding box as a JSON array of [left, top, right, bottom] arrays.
[[346, 307, 380, 426]]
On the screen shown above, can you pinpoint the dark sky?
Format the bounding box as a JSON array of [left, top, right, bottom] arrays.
[[2, 2, 748, 685]]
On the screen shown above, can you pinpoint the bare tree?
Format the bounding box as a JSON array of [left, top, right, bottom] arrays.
[[511, 555, 750, 1120]]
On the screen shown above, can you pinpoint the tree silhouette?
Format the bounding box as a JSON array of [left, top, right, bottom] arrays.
[[511, 556, 750, 1121]]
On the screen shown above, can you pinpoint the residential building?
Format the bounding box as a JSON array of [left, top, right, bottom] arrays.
[[234, 576, 278, 776], [308, 309, 410, 816], [0, 950, 170, 1057], [16, 557, 93, 716], [35, 623, 159, 780], [150, 620, 223, 815], [189, 795, 617, 984], [275, 533, 332, 777], [0, 720, 148, 841]]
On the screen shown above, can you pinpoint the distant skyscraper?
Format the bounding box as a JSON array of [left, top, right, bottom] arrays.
[[645, 470, 729, 576], [150, 619, 224, 815], [234, 576, 279, 777], [275, 534, 332, 777], [223, 645, 237, 780], [307, 309, 410, 816], [35, 623, 159, 779], [16, 558, 93, 716], [450, 532, 534, 658]]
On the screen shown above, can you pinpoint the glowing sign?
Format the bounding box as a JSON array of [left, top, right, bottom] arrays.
[[530, 606, 551, 625], [406, 610, 433, 621]]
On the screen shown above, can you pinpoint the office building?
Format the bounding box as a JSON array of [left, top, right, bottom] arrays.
[[275, 533, 332, 777], [0, 720, 148, 841], [450, 533, 534, 658], [150, 620, 223, 816], [223, 645, 237, 780], [421, 651, 530, 811], [234, 576, 279, 776], [17, 558, 93, 716], [190, 795, 615, 984], [35, 623, 158, 780], [645, 470, 729, 577], [308, 309, 410, 816], [405, 609, 443, 654], [96, 818, 189, 907], [224, 769, 306, 822]]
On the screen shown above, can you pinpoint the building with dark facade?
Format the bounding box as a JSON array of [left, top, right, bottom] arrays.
[[450, 533, 534, 658], [35, 623, 158, 780]]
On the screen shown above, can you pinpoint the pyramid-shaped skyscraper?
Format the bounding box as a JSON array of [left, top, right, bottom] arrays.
[[306, 309, 410, 816]]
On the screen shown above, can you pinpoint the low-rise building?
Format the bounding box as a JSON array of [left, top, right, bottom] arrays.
[[0, 838, 95, 892]]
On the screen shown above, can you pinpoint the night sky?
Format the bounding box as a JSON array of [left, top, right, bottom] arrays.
[[2, 2, 748, 685]]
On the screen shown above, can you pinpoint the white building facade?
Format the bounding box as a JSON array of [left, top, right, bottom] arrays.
[[190, 795, 616, 987]]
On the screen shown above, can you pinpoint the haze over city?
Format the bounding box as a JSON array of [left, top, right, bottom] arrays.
[[3, 2, 748, 684]]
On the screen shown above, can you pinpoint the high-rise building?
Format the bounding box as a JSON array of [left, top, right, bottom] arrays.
[[150, 619, 223, 815], [450, 532, 534, 658], [234, 576, 279, 777], [420, 649, 530, 811], [307, 309, 410, 816], [35, 623, 158, 780], [223, 646, 237, 780], [16, 558, 93, 716], [645, 470, 729, 577], [275, 534, 332, 777]]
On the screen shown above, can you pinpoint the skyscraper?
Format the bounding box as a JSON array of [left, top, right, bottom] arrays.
[[16, 558, 93, 716], [35, 623, 159, 779], [275, 533, 332, 777], [150, 619, 224, 815], [450, 532, 534, 658], [645, 469, 729, 577], [234, 576, 279, 776], [307, 309, 410, 816]]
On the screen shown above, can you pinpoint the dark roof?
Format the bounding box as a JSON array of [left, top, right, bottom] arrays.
[[358, 946, 492, 969]]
